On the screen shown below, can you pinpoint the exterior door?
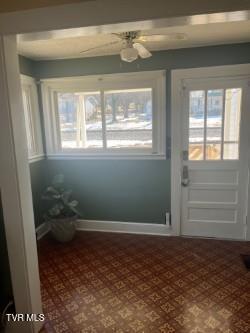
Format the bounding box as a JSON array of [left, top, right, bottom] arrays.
[[180, 77, 249, 239]]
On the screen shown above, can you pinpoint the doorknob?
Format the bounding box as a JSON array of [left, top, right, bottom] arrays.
[[181, 165, 190, 187]]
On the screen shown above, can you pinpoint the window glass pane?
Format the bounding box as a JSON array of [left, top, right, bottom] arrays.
[[223, 143, 239, 160], [104, 88, 152, 149], [22, 89, 34, 156], [58, 93, 78, 148], [224, 88, 242, 142], [206, 143, 221, 160], [83, 92, 102, 148], [189, 143, 204, 161], [206, 128, 221, 142], [189, 91, 205, 160], [206, 89, 223, 145], [58, 92, 102, 149]]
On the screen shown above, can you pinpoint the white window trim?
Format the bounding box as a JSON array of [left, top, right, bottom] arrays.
[[41, 70, 166, 159], [21, 75, 44, 162]]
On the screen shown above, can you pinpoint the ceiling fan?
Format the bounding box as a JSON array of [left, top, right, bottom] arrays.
[[80, 31, 187, 63]]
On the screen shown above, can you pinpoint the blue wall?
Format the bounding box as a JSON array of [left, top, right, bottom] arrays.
[[33, 43, 250, 78], [21, 43, 250, 225]]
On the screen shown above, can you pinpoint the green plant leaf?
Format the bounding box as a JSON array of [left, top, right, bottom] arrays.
[[70, 206, 82, 217], [42, 195, 54, 201], [68, 200, 78, 207], [46, 186, 59, 194], [43, 173, 83, 220], [52, 194, 61, 199], [61, 190, 72, 203], [49, 205, 62, 216]]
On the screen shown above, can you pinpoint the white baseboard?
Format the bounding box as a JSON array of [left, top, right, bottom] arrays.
[[76, 219, 172, 236], [36, 220, 172, 240], [36, 222, 50, 240]]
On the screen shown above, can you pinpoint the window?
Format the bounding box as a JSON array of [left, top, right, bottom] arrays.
[[57, 92, 102, 149], [42, 71, 166, 158], [189, 88, 242, 160], [104, 88, 152, 149], [21, 75, 44, 161]]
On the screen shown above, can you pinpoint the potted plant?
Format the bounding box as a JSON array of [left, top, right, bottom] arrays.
[[42, 174, 81, 242]]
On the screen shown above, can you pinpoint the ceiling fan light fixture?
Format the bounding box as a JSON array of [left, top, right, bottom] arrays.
[[120, 47, 138, 62]]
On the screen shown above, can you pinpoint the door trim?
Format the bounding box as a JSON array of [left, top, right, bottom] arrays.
[[0, 36, 43, 332], [171, 64, 250, 240]]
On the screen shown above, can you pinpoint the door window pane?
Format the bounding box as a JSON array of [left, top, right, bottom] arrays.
[[224, 88, 241, 142], [223, 143, 239, 160], [58, 92, 102, 149], [189, 91, 205, 160], [188, 88, 242, 161], [222, 88, 242, 160], [206, 128, 221, 142], [189, 143, 204, 161], [206, 143, 221, 160], [104, 88, 152, 149], [206, 89, 223, 141]]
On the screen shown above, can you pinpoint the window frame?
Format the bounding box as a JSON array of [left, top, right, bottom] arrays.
[[41, 70, 166, 159], [21, 75, 44, 162]]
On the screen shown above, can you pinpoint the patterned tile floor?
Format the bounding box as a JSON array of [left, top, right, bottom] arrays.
[[38, 232, 250, 333]]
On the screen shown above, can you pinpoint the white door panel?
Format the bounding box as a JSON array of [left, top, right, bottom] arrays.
[[180, 78, 249, 240], [188, 188, 237, 203]]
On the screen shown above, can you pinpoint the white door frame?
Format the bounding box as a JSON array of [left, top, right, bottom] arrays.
[[1, 4, 250, 333], [171, 64, 250, 240], [0, 35, 43, 333]]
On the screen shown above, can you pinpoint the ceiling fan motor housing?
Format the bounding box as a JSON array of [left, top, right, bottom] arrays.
[[120, 47, 138, 62]]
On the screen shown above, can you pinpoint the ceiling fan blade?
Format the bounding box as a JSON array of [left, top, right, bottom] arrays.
[[133, 43, 152, 59], [111, 32, 124, 39], [137, 33, 187, 43], [80, 41, 120, 54]]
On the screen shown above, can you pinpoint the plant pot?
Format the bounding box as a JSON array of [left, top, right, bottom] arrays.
[[49, 216, 77, 242]]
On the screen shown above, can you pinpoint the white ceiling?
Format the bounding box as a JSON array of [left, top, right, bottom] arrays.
[[17, 21, 250, 60]]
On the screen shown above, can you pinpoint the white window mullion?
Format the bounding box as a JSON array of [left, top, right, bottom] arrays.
[[220, 89, 226, 160], [81, 94, 87, 148], [152, 87, 158, 154], [101, 89, 107, 149], [203, 90, 208, 160], [76, 94, 82, 148], [53, 91, 62, 151]]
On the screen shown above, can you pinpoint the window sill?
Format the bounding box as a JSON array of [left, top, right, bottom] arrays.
[[28, 154, 45, 163], [46, 153, 166, 160]]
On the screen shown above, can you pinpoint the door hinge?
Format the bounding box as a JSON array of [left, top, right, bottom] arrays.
[[245, 216, 248, 225]]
